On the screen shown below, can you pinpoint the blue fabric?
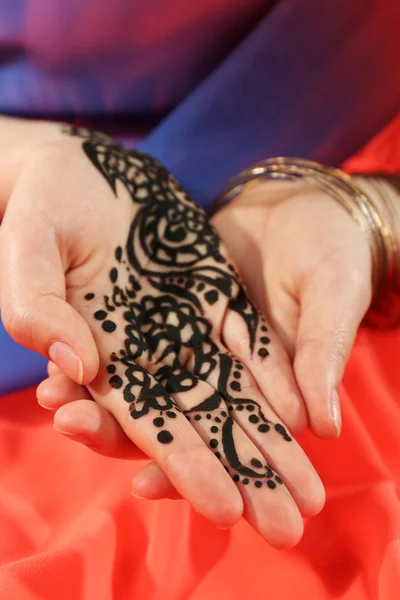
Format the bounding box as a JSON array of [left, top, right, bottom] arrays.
[[1, 0, 399, 395], [141, 0, 400, 209], [0, 325, 47, 395]]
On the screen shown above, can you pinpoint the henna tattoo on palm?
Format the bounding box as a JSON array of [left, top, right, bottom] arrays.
[[64, 125, 291, 489]]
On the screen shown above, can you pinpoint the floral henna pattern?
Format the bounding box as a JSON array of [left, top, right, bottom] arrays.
[[65, 125, 290, 489]]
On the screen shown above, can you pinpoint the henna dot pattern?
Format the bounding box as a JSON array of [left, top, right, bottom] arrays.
[[102, 320, 117, 333], [275, 423, 292, 442], [204, 290, 218, 305], [109, 375, 123, 389], [157, 431, 173, 444], [94, 310, 107, 320], [258, 424, 270, 433]]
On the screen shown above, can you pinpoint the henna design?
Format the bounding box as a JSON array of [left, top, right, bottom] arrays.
[[63, 125, 290, 489]]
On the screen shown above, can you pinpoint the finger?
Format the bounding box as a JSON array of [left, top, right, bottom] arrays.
[[37, 373, 90, 410], [194, 347, 325, 520], [168, 368, 307, 546], [40, 375, 180, 496], [132, 462, 181, 500], [47, 361, 61, 377], [89, 357, 244, 528], [0, 191, 99, 385], [221, 292, 308, 435], [294, 258, 372, 439], [53, 399, 148, 459], [39, 374, 237, 503]]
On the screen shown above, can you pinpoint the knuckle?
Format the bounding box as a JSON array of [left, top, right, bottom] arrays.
[[1, 304, 33, 346]]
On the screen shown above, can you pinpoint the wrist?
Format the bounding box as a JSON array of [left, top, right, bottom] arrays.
[[351, 175, 400, 249], [0, 116, 65, 216], [351, 174, 400, 327], [225, 178, 317, 210]]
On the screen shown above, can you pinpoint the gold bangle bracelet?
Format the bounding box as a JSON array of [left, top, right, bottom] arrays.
[[213, 157, 400, 328], [351, 175, 400, 328]]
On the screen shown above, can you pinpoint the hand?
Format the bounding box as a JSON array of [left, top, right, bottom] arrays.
[[213, 178, 373, 438], [0, 122, 324, 548]]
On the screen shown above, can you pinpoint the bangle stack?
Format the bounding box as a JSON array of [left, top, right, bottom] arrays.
[[214, 157, 400, 329]]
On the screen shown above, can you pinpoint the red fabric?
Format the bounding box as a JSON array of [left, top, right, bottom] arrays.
[[342, 112, 400, 175], [1, 117, 400, 599]]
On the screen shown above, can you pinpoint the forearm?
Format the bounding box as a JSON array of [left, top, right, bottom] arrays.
[[0, 116, 64, 215]]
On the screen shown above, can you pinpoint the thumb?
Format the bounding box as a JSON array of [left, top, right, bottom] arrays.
[[294, 258, 372, 439], [0, 204, 99, 385]]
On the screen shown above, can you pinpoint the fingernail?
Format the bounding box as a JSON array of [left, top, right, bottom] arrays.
[[37, 399, 54, 409], [48, 342, 83, 384], [53, 425, 92, 445], [132, 490, 148, 500], [330, 390, 342, 435]]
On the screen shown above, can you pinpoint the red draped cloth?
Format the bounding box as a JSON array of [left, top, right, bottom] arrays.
[[1, 116, 399, 599]]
